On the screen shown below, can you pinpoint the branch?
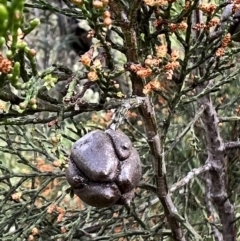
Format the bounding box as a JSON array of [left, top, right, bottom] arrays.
[[118, 2, 197, 240], [192, 6, 237, 240], [219, 116, 240, 122], [24, 1, 83, 18], [0, 172, 64, 182], [170, 163, 212, 193], [224, 141, 240, 150], [204, 171, 224, 241], [0, 97, 146, 125], [164, 105, 205, 157]]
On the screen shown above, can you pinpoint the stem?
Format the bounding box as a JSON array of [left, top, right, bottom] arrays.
[[192, 6, 237, 241], [117, 1, 188, 240]]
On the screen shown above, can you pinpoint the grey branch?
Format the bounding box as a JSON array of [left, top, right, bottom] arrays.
[[193, 6, 236, 240], [170, 163, 212, 193], [224, 141, 240, 150]]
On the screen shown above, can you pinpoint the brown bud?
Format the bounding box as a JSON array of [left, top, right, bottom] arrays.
[[93, 0, 103, 8], [103, 17, 112, 27]]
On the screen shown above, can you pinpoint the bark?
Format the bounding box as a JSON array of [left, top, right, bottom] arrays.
[[197, 93, 236, 241], [108, 1, 187, 239], [193, 6, 237, 240]]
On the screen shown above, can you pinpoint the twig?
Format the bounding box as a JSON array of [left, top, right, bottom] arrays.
[[170, 163, 212, 193], [224, 141, 240, 150], [164, 105, 205, 157]]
